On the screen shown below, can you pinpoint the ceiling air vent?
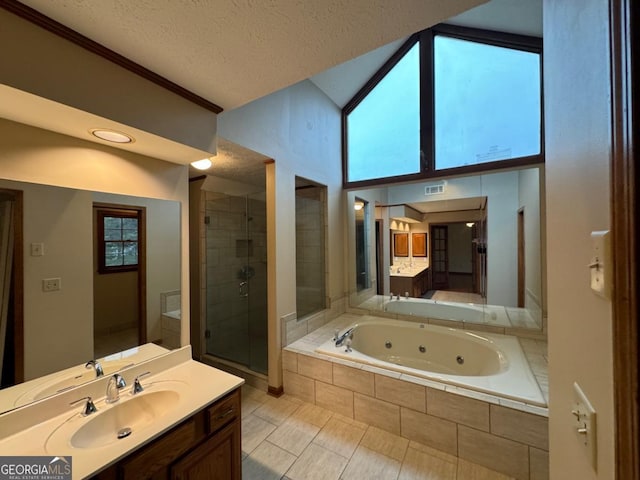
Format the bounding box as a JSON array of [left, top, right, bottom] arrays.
[[424, 183, 445, 196]]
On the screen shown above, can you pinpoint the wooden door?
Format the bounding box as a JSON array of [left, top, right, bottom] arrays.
[[430, 225, 448, 290]]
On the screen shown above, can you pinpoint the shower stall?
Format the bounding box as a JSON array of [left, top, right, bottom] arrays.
[[204, 190, 268, 375]]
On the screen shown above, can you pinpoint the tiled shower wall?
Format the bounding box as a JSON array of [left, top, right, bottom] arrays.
[[295, 186, 327, 319]]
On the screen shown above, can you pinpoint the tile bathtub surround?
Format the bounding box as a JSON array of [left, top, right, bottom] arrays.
[[282, 314, 549, 480], [241, 384, 523, 480]]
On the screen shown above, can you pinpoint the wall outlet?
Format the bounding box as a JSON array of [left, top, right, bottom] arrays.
[[42, 277, 61, 292]]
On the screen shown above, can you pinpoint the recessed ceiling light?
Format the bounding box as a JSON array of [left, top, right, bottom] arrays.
[[90, 129, 134, 144], [191, 158, 213, 170]]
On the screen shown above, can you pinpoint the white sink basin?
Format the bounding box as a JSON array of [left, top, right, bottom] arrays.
[[45, 384, 183, 452], [71, 390, 179, 449]]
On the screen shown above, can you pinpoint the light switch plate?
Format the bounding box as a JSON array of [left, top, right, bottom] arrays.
[[573, 382, 597, 471], [590, 230, 611, 298], [30, 242, 44, 256]]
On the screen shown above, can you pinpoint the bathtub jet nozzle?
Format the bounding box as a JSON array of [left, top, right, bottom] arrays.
[[335, 327, 355, 348]]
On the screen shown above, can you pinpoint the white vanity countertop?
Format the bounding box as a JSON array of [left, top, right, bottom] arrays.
[[0, 343, 169, 412], [0, 347, 244, 479], [390, 264, 429, 278]]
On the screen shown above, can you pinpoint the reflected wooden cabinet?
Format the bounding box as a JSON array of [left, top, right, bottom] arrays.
[[91, 389, 241, 480], [394, 233, 409, 257], [390, 268, 430, 298], [412, 233, 427, 257]]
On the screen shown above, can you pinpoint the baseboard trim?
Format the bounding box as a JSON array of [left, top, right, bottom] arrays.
[[268, 385, 284, 397]]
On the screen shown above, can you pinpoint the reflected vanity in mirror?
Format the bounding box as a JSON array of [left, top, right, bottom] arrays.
[[0, 178, 181, 414], [348, 166, 545, 334]]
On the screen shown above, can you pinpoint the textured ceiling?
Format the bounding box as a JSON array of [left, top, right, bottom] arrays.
[[193, 136, 268, 185], [18, 0, 487, 111]]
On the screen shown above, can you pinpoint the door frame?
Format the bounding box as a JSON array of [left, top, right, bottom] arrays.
[[429, 224, 449, 290], [517, 208, 525, 307], [610, 0, 639, 478], [0, 188, 23, 385], [375, 220, 384, 295]]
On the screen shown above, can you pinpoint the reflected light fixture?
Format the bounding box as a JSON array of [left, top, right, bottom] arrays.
[[466, 222, 475, 228], [191, 158, 213, 170], [354, 201, 365, 211], [90, 129, 134, 144]]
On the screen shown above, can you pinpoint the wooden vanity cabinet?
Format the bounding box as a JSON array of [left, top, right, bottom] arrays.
[[91, 388, 241, 480], [390, 268, 430, 298]]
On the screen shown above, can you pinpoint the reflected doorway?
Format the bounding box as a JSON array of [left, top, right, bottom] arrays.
[[93, 204, 145, 358], [428, 221, 485, 303]]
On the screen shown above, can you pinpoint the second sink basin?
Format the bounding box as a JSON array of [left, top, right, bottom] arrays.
[[71, 390, 179, 449]]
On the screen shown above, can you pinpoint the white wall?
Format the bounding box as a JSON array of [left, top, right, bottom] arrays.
[[448, 223, 473, 273], [217, 80, 343, 387], [482, 171, 518, 306], [544, 0, 614, 478], [518, 167, 543, 317], [0, 118, 189, 379]]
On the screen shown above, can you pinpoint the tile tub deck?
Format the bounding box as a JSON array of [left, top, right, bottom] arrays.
[[283, 313, 549, 480]]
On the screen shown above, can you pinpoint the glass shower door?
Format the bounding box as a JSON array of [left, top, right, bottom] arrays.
[[205, 191, 267, 375]]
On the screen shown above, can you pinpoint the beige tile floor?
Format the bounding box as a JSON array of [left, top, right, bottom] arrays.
[[241, 384, 516, 480], [429, 291, 485, 304]]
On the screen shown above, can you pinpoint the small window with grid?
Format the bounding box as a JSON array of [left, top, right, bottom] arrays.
[[97, 208, 140, 273]]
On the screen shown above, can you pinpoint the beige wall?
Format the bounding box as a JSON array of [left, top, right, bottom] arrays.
[[0, 9, 217, 154], [544, 0, 614, 478], [0, 118, 189, 380]]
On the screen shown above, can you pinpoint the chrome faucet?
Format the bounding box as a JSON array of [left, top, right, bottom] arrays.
[[132, 371, 151, 395], [85, 359, 104, 377], [334, 327, 354, 347], [70, 396, 98, 416], [106, 373, 126, 403]]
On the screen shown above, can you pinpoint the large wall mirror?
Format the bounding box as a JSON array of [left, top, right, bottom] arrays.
[[347, 166, 546, 333], [0, 178, 181, 412]]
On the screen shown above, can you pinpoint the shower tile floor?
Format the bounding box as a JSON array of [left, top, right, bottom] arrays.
[[241, 384, 516, 480]]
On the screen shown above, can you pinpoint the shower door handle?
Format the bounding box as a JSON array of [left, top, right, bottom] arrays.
[[239, 281, 248, 297]]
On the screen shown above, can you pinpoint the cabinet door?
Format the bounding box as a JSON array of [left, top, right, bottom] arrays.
[[412, 233, 427, 257], [393, 233, 409, 257], [171, 422, 241, 480], [120, 419, 198, 480]]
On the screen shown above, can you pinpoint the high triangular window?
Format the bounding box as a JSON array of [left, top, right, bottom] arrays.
[[343, 25, 543, 187]]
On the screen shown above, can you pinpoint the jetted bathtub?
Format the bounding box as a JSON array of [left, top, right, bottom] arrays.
[[384, 297, 509, 326], [315, 318, 545, 406]]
